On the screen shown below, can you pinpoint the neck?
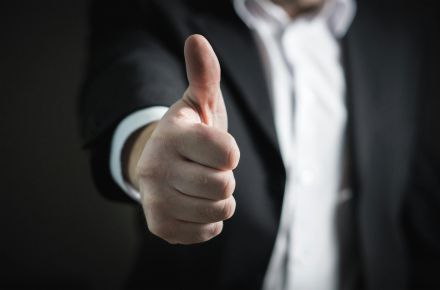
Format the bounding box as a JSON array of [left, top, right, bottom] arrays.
[[270, 0, 325, 18]]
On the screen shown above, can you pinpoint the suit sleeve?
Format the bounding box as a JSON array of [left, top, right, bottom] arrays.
[[78, 0, 187, 202]]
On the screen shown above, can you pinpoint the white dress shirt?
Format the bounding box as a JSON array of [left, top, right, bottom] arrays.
[[109, 0, 356, 289]]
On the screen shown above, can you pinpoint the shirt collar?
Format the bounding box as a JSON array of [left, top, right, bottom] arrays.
[[233, 0, 356, 38]]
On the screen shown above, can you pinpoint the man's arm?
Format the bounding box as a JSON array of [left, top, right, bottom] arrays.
[[79, 0, 187, 201], [109, 107, 167, 201]]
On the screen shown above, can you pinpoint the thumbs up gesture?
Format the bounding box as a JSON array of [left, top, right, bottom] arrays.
[[131, 35, 240, 244]]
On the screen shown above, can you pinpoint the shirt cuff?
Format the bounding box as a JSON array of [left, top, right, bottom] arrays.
[[110, 107, 169, 202]]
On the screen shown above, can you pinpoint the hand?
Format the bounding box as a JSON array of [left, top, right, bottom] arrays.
[[131, 35, 240, 244]]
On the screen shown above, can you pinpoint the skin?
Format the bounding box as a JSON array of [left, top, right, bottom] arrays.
[[124, 0, 324, 245], [271, 0, 325, 18]]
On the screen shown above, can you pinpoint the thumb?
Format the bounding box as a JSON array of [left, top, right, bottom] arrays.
[[184, 34, 227, 130]]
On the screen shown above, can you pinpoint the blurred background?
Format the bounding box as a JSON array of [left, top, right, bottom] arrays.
[[0, 1, 139, 289]]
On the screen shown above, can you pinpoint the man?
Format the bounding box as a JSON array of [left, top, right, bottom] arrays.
[[79, 0, 439, 289]]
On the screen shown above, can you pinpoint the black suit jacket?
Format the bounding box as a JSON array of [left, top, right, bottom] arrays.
[[79, 0, 440, 289]]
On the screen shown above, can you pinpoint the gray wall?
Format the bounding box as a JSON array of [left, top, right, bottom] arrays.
[[0, 1, 139, 288]]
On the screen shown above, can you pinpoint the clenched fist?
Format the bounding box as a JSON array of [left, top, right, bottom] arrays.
[[126, 35, 240, 244]]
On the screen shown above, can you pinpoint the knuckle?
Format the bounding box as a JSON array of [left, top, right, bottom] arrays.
[[222, 173, 236, 198], [223, 134, 240, 169], [201, 198, 236, 221], [214, 172, 235, 199], [196, 223, 222, 243], [221, 198, 236, 220], [208, 222, 223, 238], [226, 196, 237, 219]]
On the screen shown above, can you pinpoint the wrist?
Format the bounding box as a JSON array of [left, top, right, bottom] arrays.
[[122, 122, 158, 190]]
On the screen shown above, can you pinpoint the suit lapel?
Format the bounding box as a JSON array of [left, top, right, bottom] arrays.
[[190, 12, 281, 154], [344, 1, 424, 288]]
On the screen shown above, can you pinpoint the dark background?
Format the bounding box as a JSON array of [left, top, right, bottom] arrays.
[[0, 1, 140, 289]]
